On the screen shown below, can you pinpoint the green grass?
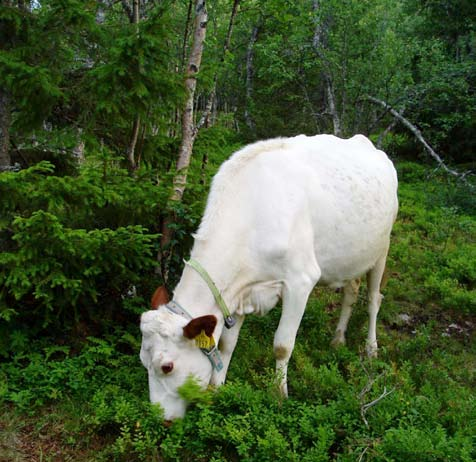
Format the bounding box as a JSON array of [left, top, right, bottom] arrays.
[[1, 163, 475, 461]]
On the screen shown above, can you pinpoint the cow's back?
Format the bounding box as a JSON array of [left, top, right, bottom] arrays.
[[195, 134, 398, 288]]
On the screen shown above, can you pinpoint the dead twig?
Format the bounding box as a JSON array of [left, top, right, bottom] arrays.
[[359, 361, 395, 428], [366, 95, 474, 188]]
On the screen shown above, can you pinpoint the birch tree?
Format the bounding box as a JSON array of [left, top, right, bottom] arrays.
[[158, 0, 208, 275], [171, 0, 208, 203], [126, 0, 142, 171], [197, 0, 241, 131], [244, 23, 260, 135], [312, 0, 342, 137]]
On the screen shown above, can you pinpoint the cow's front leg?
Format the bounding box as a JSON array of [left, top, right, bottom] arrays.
[[210, 314, 244, 386], [273, 275, 318, 397]]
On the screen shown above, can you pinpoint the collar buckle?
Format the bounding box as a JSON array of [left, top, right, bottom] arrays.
[[201, 345, 224, 372]]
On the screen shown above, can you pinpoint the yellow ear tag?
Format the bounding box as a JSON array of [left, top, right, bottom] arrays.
[[195, 330, 215, 349]]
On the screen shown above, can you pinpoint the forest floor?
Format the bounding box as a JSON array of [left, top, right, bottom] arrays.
[[1, 163, 475, 461]]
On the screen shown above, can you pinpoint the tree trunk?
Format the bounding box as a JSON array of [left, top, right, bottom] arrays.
[[0, 89, 11, 170], [72, 129, 85, 164], [132, 0, 139, 24], [312, 0, 323, 49], [312, 0, 342, 136], [244, 23, 259, 134], [171, 0, 207, 200], [181, 0, 194, 72], [158, 0, 208, 278], [127, 116, 141, 170], [196, 0, 240, 131], [325, 76, 342, 137], [127, 0, 141, 171]]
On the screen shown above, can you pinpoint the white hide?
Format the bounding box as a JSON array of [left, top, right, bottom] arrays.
[[140, 310, 213, 420], [140, 134, 398, 419]]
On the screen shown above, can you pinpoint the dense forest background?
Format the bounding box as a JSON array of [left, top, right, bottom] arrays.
[[0, 1, 475, 461]]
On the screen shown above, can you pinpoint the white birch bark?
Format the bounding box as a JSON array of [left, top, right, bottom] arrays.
[[326, 76, 342, 137], [158, 0, 208, 276], [196, 0, 240, 131], [244, 24, 259, 133], [312, 0, 342, 136], [171, 0, 208, 202], [126, 0, 142, 171]]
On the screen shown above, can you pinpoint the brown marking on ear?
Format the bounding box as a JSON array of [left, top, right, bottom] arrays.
[[151, 286, 170, 309], [183, 315, 217, 340]]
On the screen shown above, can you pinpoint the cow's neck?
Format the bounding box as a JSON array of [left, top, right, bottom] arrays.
[[173, 265, 218, 318], [173, 238, 249, 321]]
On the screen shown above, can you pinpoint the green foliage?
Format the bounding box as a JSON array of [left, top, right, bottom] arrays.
[[388, 163, 476, 314], [0, 160, 165, 340], [0, 0, 99, 130], [88, 5, 183, 130], [2, 0, 183, 170], [0, 0, 475, 460], [2, 211, 155, 318], [1, 165, 475, 461], [228, 0, 417, 138], [402, 0, 476, 161], [176, 376, 207, 404]]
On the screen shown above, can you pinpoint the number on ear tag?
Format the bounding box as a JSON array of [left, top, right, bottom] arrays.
[[195, 330, 215, 349]]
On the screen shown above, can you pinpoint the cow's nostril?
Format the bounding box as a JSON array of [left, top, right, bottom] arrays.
[[161, 362, 174, 374]]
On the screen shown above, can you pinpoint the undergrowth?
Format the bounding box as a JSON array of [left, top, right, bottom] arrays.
[[0, 162, 475, 461]]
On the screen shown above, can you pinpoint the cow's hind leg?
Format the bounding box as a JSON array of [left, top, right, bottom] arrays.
[[331, 278, 361, 348], [366, 251, 388, 358], [274, 273, 319, 397]]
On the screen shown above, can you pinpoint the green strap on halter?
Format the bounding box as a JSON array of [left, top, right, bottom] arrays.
[[184, 258, 235, 327]]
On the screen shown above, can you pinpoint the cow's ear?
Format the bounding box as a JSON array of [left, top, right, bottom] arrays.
[[183, 315, 217, 339], [151, 286, 169, 309]]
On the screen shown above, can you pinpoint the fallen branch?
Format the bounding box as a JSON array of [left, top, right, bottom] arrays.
[[376, 108, 404, 149], [0, 163, 21, 172], [366, 95, 473, 186], [357, 446, 369, 462], [359, 362, 395, 428]]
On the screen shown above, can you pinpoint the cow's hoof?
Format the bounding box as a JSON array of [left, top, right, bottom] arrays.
[[278, 382, 288, 398], [366, 342, 378, 358], [331, 332, 346, 348]]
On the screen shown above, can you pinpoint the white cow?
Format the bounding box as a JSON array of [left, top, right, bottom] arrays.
[[140, 134, 398, 420]]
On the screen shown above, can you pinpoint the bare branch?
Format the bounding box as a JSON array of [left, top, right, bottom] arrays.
[[363, 386, 395, 413], [357, 446, 369, 462], [358, 362, 395, 428], [366, 95, 473, 186]]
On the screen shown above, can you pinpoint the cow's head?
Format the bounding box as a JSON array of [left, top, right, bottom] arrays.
[[139, 287, 217, 420]]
